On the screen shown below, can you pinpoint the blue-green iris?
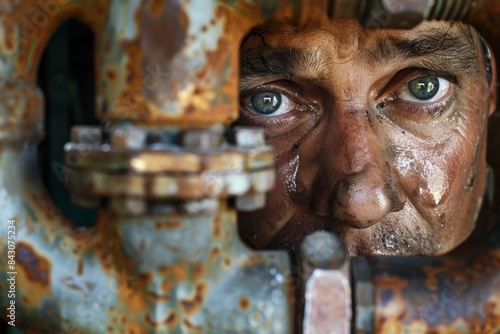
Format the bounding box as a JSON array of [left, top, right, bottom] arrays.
[[250, 92, 282, 115], [408, 77, 440, 100]]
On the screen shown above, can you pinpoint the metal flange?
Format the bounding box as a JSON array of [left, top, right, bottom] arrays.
[[64, 125, 275, 214]]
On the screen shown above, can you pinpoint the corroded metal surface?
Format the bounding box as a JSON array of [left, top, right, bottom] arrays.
[[300, 231, 351, 334], [64, 125, 276, 215], [303, 270, 351, 334], [0, 148, 293, 332], [0, 1, 335, 333], [370, 214, 500, 334], [0, 0, 107, 81], [0, 81, 43, 144], [1, 0, 500, 333], [97, 0, 330, 126]]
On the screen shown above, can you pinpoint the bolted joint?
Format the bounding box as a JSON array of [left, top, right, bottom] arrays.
[[181, 126, 224, 148], [235, 193, 266, 212], [71, 126, 103, 146], [109, 197, 147, 216], [300, 231, 351, 334], [299, 231, 347, 280], [227, 127, 266, 148], [110, 126, 147, 150], [303, 270, 352, 334]]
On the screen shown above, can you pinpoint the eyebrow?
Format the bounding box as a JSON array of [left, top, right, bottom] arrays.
[[362, 31, 478, 72], [239, 33, 331, 84], [239, 28, 479, 87]]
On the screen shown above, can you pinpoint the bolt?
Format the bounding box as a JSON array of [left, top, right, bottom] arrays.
[[235, 193, 266, 212], [71, 126, 103, 146], [109, 198, 147, 215], [228, 127, 265, 148], [110, 127, 146, 150], [180, 199, 220, 214], [182, 129, 223, 148], [303, 270, 351, 334], [71, 193, 101, 208], [299, 231, 346, 279]]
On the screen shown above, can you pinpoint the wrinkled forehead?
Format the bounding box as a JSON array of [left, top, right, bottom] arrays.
[[242, 20, 478, 52], [240, 20, 481, 79]]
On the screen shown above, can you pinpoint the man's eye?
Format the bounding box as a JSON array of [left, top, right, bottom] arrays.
[[243, 92, 296, 116], [397, 77, 451, 103]]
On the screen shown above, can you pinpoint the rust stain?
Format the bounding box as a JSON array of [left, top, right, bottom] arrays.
[[375, 276, 409, 291], [77, 258, 84, 275], [243, 254, 263, 266], [106, 68, 117, 82], [145, 313, 163, 328], [162, 279, 172, 292], [17, 242, 50, 285], [126, 326, 141, 334], [158, 265, 169, 275], [210, 247, 220, 258], [213, 215, 221, 238], [183, 319, 202, 333], [148, 0, 164, 17], [116, 281, 147, 312], [4, 25, 15, 52], [164, 310, 179, 327], [137, 272, 152, 285], [147, 292, 169, 302], [172, 265, 186, 281], [180, 283, 208, 315], [238, 296, 251, 312], [155, 220, 182, 230], [191, 262, 204, 280]]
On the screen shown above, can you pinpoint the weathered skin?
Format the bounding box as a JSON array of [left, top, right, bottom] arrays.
[[237, 20, 497, 256]]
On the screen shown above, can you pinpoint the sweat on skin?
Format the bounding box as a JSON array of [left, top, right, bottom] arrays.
[[236, 20, 497, 257]]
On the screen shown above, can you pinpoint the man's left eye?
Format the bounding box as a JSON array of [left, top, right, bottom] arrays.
[[397, 77, 451, 103], [242, 92, 296, 116]]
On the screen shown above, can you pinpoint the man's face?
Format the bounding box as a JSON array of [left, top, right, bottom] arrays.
[[237, 20, 496, 256]]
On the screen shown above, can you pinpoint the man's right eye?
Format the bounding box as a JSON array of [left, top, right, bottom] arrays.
[[242, 91, 297, 116]]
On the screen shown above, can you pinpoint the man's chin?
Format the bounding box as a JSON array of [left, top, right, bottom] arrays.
[[257, 217, 446, 257]]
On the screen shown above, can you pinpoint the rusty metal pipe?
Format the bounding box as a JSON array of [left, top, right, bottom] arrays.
[[0, 1, 330, 333], [368, 221, 500, 333], [1, 0, 500, 333]]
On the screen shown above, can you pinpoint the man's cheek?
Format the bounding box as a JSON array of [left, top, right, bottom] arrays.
[[417, 161, 450, 208], [393, 149, 454, 216]]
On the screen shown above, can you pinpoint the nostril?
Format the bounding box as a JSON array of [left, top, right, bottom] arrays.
[[331, 170, 406, 229]]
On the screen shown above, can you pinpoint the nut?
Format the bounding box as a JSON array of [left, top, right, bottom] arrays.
[[235, 193, 266, 211], [228, 127, 265, 148], [182, 128, 223, 148], [300, 231, 346, 278], [71, 193, 101, 208], [71, 126, 103, 146], [110, 127, 146, 149], [180, 199, 219, 214], [109, 198, 147, 215], [303, 270, 352, 334]]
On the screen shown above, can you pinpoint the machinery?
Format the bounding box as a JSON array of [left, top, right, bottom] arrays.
[[0, 0, 499, 333]]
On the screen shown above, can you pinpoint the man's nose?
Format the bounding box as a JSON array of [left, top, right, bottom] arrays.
[[312, 110, 406, 229]]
